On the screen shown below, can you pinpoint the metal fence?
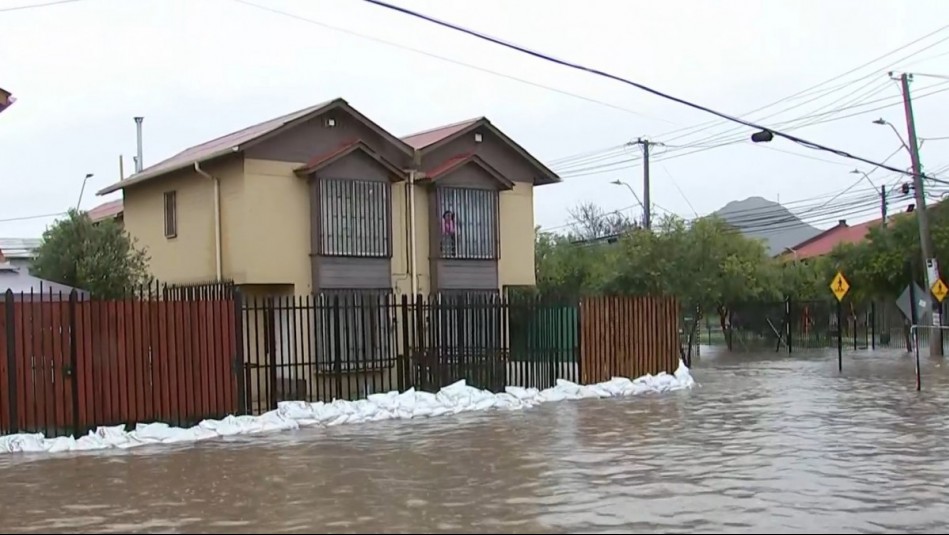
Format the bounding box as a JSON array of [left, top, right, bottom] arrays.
[[237, 292, 585, 414], [699, 297, 949, 353], [2, 285, 682, 436]]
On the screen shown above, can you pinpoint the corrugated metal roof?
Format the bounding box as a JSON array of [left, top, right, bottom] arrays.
[[0, 237, 41, 259], [0, 264, 87, 296], [97, 98, 418, 195], [784, 219, 880, 259], [401, 117, 560, 185], [87, 199, 124, 222], [401, 117, 482, 149], [97, 99, 345, 195]]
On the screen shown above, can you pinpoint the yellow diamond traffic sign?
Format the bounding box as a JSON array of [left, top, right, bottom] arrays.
[[830, 271, 850, 302], [932, 279, 948, 303]]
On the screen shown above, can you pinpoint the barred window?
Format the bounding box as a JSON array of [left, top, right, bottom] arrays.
[[433, 291, 503, 351], [320, 178, 389, 256], [437, 187, 499, 259], [315, 290, 395, 373]]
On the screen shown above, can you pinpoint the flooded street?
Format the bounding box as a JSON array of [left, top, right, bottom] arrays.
[[2, 350, 949, 534]]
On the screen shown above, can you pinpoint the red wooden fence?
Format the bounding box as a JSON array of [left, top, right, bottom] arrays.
[[1, 295, 238, 436]]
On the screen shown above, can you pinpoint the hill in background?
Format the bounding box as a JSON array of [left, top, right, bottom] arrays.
[[713, 197, 821, 257]]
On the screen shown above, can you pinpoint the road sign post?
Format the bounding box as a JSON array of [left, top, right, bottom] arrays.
[[830, 271, 850, 372]]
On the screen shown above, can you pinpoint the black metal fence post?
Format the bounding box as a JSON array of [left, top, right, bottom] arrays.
[[785, 295, 793, 354], [870, 301, 876, 350], [5, 289, 17, 434], [332, 296, 343, 399], [853, 307, 858, 351], [837, 298, 843, 372], [234, 289, 247, 415], [398, 294, 409, 392]]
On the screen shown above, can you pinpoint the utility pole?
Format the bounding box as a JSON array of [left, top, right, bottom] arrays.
[[895, 71, 942, 356], [881, 184, 887, 229], [635, 137, 654, 230]]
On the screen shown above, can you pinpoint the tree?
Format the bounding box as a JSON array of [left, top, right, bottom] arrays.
[[31, 209, 152, 298], [536, 207, 776, 352], [566, 202, 638, 241]]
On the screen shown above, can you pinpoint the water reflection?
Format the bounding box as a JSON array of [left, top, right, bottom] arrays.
[[1, 350, 948, 533]]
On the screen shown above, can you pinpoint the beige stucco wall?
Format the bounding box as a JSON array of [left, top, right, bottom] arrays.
[[413, 186, 433, 293], [499, 182, 536, 288], [122, 157, 242, 284], [239, 158, 420, 295], [241, 159, 311, 292], [124, 156, 537, 293]]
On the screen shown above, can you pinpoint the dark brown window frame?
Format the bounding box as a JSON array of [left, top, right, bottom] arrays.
[[163, 190, 177, 239], [318, 177, 391, 258], [435, 186, 500, 260]]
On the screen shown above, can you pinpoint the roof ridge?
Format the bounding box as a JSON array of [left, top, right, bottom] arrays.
[[133, 100, 341, 177], [401, 116, 485, 140]]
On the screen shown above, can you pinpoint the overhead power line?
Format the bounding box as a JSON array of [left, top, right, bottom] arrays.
[[363, 0, 930, 176], [556, 83, 949, 179], [0, 0, 85, 12], [230, 0, 674, 124], [650, 22, 949, 143], [0, 211, 66, 223]]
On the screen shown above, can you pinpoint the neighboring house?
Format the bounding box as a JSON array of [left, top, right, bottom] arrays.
[[778, 218, 880, 261], [0, 87, 14, 115], [0, 237, 41, 272], [0, 249, 86, 297], [87, 199, 124, 227], [96, 98, 558, 298]]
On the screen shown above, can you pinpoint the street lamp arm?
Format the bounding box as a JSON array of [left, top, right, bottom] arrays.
[[610, 180, 644, 210]]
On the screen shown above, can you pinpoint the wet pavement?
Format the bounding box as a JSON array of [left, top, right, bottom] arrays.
[[1, 349, 948, 534]]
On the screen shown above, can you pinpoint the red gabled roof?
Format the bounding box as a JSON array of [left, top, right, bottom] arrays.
[[401, 118, 482, 149], [87, 199, 124, 222], [294, 139, 405, 179], [785, 218, 881, 259], [97, 98, 414, 195], [422, 152, 514, 189], [401, 116, 560, 186]]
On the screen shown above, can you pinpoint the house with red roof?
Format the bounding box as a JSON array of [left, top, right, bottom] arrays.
[[95, 98, 559, 298], [87, 199, 124, 226], [777, 218, 881, 261]]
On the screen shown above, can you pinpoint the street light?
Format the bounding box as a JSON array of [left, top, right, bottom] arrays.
[[873, 118, 913, 157], [610, 179, 645, 210], [609, 179, 648, 228], [76, 173, 94, 211]]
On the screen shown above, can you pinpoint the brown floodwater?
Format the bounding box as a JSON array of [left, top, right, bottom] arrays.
[[1, 349, 948, 534]]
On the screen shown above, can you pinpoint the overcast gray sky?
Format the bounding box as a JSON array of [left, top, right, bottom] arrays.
[[2, 0, 949, 238]]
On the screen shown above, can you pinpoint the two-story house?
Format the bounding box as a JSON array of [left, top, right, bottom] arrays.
[[96, 99, 559, 399], [97, 98, 557, 299]]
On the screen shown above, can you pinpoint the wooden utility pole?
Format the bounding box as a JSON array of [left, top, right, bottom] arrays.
[[896, 72, 942, 356]]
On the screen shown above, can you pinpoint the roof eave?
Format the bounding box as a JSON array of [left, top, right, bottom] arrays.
[[422, 155, 514, 190], [417, 119, 561, 186], [294, 143, 407, 180], [96, 149, 238, 196], [97, 98, 415, 195]]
